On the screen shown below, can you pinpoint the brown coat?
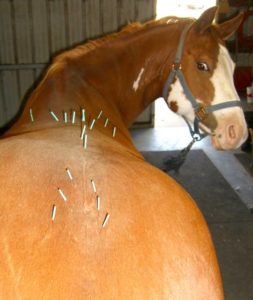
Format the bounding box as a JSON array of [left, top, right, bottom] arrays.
[[1, 7, 246, 299]]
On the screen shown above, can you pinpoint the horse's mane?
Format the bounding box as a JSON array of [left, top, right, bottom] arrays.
[[55, 22, 145, 61], [40, 16, 193, 83], [53, 16, 192, 65]]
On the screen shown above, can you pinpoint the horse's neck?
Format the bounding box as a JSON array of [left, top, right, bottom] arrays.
[[6, 22, 186, 136], [86, 24, 184, 126]]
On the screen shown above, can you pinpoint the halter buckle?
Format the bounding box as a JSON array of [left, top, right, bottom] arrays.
[[195, 104, 207, 121], [172, 63, 182, 70]]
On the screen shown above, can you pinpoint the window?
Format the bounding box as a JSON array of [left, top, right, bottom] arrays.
[[156, 0, 217, 19]]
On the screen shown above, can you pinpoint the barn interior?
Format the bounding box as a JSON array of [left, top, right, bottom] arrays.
[[0, 0, 252, 299]]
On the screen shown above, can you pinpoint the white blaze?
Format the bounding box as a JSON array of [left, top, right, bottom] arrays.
[[210, 44, 247, 147], [133, 68, 145, 92], [210, 44, 238, 106]]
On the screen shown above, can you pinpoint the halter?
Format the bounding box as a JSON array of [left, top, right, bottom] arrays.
[[162, 22, 242, 141]]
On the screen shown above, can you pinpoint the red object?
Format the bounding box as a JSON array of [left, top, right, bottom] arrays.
[[228, 0, 250, 7], [234, 66, 252, 91], [237, 11, 253, 50]]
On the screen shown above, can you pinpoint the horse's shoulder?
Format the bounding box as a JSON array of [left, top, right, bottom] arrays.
[[0, 132, 223, 299]]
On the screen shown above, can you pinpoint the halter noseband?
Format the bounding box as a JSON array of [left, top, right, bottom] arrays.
[[162, 22, 242, 141]]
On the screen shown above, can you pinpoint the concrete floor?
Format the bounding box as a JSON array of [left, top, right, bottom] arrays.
[[130, 125, 253, 300]]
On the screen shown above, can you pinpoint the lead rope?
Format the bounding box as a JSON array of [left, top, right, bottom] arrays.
[[163, 115, 209, 173], [183, 116, 207, 141], [163, 137, 197, 173]]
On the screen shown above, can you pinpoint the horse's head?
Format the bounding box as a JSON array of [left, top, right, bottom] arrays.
[[164, 7, 248, 150]]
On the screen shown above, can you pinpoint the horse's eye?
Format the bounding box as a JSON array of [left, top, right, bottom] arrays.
[[197, 62, 210, 72]]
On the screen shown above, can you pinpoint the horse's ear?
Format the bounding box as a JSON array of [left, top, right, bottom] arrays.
[[193, 6, 218, 34], [217, 12, 244, 40]]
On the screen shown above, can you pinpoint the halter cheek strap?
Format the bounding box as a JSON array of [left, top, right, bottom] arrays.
[[162, 22, 242, 141]]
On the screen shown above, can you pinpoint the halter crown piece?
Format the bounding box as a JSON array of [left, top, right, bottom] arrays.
[[162, 22, 242, 141]]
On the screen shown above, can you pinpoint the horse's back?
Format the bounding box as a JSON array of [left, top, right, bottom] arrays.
[[0, 127, 223, 299]]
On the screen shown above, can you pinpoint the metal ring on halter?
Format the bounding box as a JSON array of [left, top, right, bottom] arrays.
[[172, 63, 182, 70], [193, 134, 202, 141]]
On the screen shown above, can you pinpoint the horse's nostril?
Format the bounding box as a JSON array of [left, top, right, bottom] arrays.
[[228, 124, 236, 140]]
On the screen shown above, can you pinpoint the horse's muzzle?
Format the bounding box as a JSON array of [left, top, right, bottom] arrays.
[[212, 122, 248, 150]]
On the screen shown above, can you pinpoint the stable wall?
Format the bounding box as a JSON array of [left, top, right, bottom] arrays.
[[0, 0, 156, 128]]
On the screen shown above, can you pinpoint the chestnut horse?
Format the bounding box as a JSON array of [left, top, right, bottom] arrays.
[[0, 7, 247, 299]]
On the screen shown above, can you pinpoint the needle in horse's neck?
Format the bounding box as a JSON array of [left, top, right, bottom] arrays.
[[22, 23, 183, 131]]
